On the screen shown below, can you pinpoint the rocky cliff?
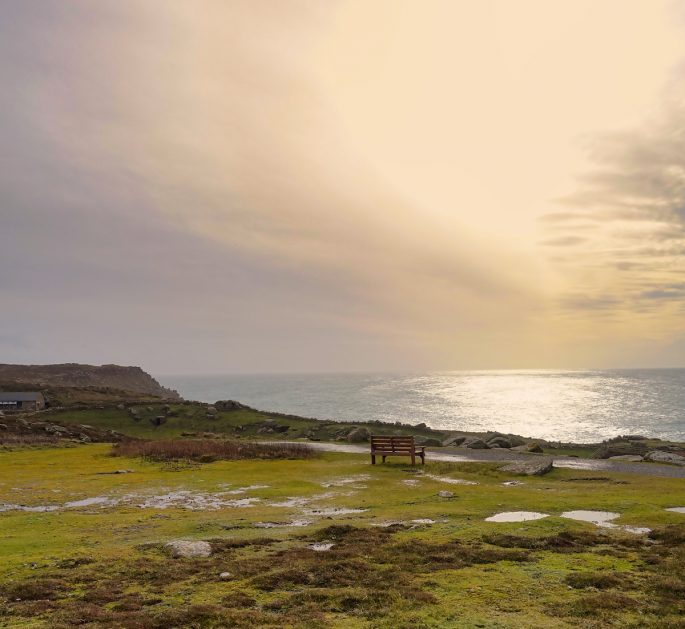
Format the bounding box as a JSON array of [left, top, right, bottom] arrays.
[[0, 363, 180, 401]]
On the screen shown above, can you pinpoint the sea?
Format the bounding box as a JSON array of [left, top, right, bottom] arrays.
[[159, 369, 685, 443]]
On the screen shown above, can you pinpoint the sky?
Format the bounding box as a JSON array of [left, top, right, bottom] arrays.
[[2, 0, 685, 375]]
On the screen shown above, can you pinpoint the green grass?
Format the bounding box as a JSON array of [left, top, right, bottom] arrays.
[[43, 403, 445, 442], [1, 444, 685, 627]]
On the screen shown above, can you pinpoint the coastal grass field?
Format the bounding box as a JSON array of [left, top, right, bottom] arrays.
[[1, 443, 685, 628]]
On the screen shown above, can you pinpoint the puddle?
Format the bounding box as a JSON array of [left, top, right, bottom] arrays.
[[485, 511, 550, 522], [267, 492, 343, 508], [320, 475, 370, 488], [0, 503, 60, 513], [64, 496, 116, 508], [304, 507, 368, 517], [135, 492, 260, 510], [666, 507, 685, 514], [1, 487, 268, 513], [411, 518, 437, 524], [560, 510, 619, 526], [225, 485, 269, 495], [425, 474, 479, 486], [309, 542, 335, 552], [254, 519, 312, 528], [561, 510, 650, 534]]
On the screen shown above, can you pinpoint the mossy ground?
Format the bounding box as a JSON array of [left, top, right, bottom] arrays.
[[1, 444, 684, 627]]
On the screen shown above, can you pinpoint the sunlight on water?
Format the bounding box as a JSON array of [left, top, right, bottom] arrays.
[[162, 369, 685, 442]]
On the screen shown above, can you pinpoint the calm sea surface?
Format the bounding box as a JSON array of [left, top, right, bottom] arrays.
[[160, 370, 685, 443]]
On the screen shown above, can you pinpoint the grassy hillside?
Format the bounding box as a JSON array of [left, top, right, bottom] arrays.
[[0, 444, 684, 627], [43, 402, 448, 443]]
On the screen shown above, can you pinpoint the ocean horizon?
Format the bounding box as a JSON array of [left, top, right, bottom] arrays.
[[160, 368, 685, 443]]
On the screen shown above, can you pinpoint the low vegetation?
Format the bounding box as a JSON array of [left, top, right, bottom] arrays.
[[1, 441, 685, 627], [111, 438, 314, 462]]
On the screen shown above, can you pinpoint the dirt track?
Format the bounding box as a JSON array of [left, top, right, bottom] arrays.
[[298, 441, 685, 478]]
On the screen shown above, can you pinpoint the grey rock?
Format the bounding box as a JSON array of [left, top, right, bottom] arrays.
[[499, 458, 554, 476], [464, 438, 489, 449], [347, 427, 370, 443], [644, 451, 685, 466], [526, 443, 544, 454], [417, 437, 443, 447], [78, 433, 92, 443], [438, 490, 455, 498], [443, 436, 467, 447], [487, 436, 512, 449], [608, 455, 644, 462], [219, 571, 232, 580], [215, 400, 246, 411], [164, 540, 212, 558], [116, 404, 125, 411]]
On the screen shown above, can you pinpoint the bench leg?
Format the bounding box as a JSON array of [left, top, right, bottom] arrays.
[[382, 455, 386, 464], [411, 453, 416, 465], [371, 454, 376, 465], [420, 452, 425, 465]]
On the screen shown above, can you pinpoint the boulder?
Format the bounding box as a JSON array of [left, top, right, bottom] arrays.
[[164, 540, 212, 559], [608, 455, 644, 462], [499, 458, 554, 476], [438, 490, 455, 498], [644, 451, 685, 466], [417, 437, 443, 447], [78, 433, 92, 443], [215, 400, 247, 411], [526, 443, 544, 454], [443, 436, 467, 447], [487, 436, 512, 449], [347, 427, 370, 443], [464, 438, 489, 449], [593, 441, 648, 459]]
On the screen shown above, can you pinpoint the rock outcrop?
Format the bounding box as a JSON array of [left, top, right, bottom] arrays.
[[500, 458, 554, 476], [0, 363, 180, 401]]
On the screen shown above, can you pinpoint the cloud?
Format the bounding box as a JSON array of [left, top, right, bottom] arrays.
[[541, 88, 685, 329]]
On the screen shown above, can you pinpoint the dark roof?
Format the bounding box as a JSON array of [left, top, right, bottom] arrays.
[[0, 392, 44, 402]]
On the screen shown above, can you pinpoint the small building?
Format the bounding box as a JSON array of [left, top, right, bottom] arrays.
[[0, 392, 46, 411]]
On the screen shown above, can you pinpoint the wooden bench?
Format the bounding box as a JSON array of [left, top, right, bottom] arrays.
[[370, 435, 425, 465]]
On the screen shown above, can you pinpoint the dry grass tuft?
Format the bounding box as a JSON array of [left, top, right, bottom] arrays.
[[111, 438, 314, 462]]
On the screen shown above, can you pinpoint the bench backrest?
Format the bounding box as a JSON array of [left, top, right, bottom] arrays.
[[370, 435, 416, 452]]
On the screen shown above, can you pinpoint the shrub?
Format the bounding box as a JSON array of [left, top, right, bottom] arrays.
[[111, 439, 314, 462]]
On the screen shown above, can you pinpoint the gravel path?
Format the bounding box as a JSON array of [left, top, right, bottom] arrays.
[[298, 442, 685, 478]]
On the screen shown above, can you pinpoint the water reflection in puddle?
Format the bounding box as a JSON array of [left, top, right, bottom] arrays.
[[561, 510, 651, 534], [485, 511, 549, 522], [561, 510, 619, 525]]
